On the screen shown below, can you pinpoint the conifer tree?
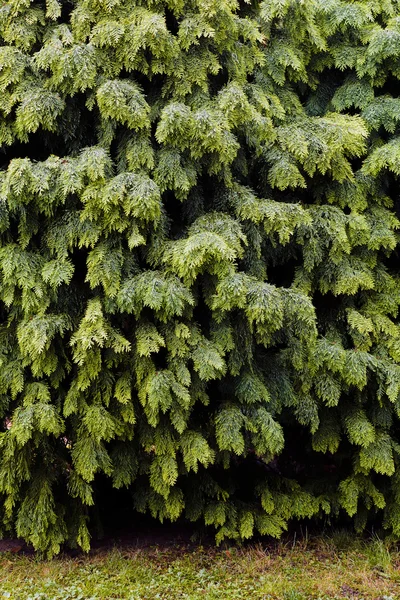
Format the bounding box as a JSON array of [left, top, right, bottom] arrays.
[[0, 0, 400, 555]]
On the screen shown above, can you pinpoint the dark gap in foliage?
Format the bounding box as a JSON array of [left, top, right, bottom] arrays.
[[60, 0, 75, 23], [313, 291, 344, 334], [70, 246, 89, 289], [162, 190, 186, 236], [265, 257, 299, 289], [164, 7, 179, 36], [0, 133, 63, 166]]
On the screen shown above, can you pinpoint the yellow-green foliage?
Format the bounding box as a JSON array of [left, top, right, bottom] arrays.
[[1, 0, 400, 556]]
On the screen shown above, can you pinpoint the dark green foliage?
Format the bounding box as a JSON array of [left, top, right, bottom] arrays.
[[1, 0, 400, 556]]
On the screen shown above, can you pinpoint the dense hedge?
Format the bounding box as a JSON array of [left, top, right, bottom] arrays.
[[1, 0, 400, 555]]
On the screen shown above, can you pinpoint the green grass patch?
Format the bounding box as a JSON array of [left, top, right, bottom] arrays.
[[0, 533, 399, 599]]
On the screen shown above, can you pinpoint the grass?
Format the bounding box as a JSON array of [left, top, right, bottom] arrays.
[[0, 532, 399, 599]]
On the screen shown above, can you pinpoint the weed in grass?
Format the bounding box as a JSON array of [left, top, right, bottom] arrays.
[[364, 536, 392, 573]]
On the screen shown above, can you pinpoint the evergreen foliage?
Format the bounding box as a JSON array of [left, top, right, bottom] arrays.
[[1, 0, 400, 556]]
